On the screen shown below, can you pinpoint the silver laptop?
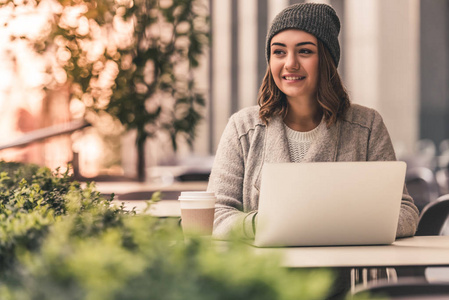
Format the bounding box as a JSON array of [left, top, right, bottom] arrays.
[[254, 161, 406, 247]]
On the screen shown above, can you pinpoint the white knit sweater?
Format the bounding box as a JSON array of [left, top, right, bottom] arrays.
[[284, 123, 320, 162]]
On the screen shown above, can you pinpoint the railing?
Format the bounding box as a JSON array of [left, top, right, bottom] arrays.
[[0, 119, 90, 151]]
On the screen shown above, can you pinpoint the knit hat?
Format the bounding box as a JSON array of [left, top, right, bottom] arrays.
[[266, 3, 341, 67]]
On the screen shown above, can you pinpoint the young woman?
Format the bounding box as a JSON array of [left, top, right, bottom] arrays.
[[207, 3, 419, 239]]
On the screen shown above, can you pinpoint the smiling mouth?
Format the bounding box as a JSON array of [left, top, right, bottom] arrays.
[[283, 76, 306, 80]]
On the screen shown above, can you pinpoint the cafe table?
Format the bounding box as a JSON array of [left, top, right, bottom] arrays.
[[249, 236, 449, 297], [251, 236, 449, 269], [100, 180, 205, 215]]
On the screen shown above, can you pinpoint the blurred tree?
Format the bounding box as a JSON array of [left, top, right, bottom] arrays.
[[0, 0, 209, 181]]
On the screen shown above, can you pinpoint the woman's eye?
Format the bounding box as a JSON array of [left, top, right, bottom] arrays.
[[299, 49, 313, 54], [272, 49, 284, 55]]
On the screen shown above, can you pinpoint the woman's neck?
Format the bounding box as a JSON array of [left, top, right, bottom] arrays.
[[284, 97, 322, 132]]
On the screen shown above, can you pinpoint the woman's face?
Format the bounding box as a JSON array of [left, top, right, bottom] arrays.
[[269, 29, 319, 102]]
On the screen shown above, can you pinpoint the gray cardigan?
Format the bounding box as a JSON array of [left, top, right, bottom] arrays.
[[207, 104, 419, 239]]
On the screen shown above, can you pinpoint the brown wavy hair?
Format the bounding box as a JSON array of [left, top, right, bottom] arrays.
[[258, 39, 350, 127]]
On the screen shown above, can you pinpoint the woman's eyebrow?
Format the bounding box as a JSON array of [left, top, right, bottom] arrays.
[[271, 41, 317, 47]]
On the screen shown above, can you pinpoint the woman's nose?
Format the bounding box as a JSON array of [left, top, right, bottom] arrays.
[[285, 53, 299, 70]]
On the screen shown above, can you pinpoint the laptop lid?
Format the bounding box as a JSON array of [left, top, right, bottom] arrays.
[[254, 161, 406, 247]]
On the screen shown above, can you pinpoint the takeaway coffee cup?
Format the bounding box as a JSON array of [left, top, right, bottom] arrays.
[[179, 191, 216, 236]]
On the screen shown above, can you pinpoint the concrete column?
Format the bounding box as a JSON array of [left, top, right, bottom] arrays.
[[238, 0, 258, 110], [268, 0, 289, 28], [344, 0, 420, 157], [344, 0, 380, 109], [211, 0, 232, 151], [420, 0, 449, 148]]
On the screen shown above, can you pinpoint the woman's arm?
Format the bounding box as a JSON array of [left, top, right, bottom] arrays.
[[367, 110, 419, 238], [207, 115, 257, 239]]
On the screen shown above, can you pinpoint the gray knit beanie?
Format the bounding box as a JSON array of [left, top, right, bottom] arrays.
[[266, 3, 341, 67]]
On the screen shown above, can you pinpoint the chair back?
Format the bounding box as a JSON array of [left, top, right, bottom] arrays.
[[416, 194, 449, 236], [352, 279, 449, 299], [405, 167, 439, 212]]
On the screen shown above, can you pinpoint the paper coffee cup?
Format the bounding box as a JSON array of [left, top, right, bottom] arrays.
[[179, 191, 216, 236]]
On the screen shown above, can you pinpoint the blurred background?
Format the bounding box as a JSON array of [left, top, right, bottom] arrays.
[[0, 0, 448, 192]]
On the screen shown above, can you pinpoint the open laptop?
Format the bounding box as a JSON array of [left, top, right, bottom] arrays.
[[254, 161, 406, 247]]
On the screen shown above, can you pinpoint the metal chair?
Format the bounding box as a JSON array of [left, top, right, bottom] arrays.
[[416, 194, 449, 236], [351, 278, 449, 299], [436, 168, 449, 195], [405, 167, 440, 212]]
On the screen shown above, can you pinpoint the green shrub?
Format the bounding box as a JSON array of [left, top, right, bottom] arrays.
[[0, 161, 40, 190], [1, 216, 334, 300], [0, 161, 125, 274], [0, 161, 336, 299]]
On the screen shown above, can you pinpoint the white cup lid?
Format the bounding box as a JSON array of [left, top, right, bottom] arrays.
[[180, 200, 215, 209], [180, 191, 215, 197]]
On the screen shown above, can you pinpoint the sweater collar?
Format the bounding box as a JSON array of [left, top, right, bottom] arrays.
[[254, 114, 341, 192], [302, 118, 341, 162], [264, 115, 341, 163]]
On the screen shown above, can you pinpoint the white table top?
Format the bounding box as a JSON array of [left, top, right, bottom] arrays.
[[103, 181, 202, 217], [252, 236, 449, 268], [111, 200, 181, 217]]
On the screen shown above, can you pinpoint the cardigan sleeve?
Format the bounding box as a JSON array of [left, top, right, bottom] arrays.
[[207, 115, 256, 239], [367, 110, 419, 238]]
